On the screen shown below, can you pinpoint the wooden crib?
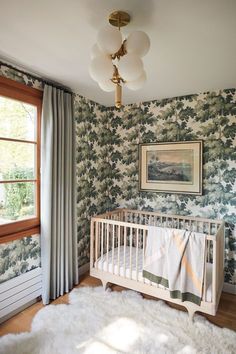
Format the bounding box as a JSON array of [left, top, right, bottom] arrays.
[[90, 208, 225, 320]]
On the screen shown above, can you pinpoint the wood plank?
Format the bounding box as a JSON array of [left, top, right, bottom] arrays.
[[0, 76, 43, 101], [0, 180, 37, 184], [0, 226, 40, 243], [0, 137, 36, 144]]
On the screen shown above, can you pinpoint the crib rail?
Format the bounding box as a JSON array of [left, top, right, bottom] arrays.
[[122, 209, 222, 234], [90, 208, 224, 310], [213, 221, 225, 304], [90, 218, 148, 283]]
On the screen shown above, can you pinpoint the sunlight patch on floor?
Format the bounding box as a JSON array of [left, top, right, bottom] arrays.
[[76, 317, 141, 352]]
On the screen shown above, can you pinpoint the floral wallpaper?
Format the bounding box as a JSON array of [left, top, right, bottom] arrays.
[[75, 89, 236, 286], [0, 235, 40, 284], [0, 62, 43, 90], [1, 62, 236, 287]]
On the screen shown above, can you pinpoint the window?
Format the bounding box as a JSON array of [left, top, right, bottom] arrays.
[[0, 76, 42, 242]]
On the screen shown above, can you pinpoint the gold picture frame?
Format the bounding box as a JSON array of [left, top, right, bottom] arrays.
[[139, 141, 203, 195]]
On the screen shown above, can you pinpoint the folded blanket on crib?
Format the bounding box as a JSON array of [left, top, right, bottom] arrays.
[[143, 226, 206, 305]]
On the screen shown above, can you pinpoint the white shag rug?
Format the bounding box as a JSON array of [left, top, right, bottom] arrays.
[[0, 287, 236, 354]]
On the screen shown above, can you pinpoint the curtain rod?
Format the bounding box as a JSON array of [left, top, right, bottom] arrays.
[[0, 60, 73, 94]]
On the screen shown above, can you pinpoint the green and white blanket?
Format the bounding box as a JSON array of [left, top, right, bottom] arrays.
[[143, 226, 206, 305]]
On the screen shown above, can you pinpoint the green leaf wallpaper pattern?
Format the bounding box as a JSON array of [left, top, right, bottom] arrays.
[[0, 62, 43, 90], [0, 235, 40, 284], [75, 90, 236, 286], [0, 63, 235, 286]]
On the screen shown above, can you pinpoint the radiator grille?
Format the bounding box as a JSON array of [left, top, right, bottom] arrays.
[[0, 267, 42, 323]]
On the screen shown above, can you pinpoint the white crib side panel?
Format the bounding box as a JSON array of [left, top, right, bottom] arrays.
[[90, 212, 224, 319]]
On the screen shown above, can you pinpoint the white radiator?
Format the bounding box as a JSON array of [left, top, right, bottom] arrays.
[[0, 267, 42, 323]]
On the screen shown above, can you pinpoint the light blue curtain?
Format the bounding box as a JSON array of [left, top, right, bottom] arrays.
[[41, 85, 78, 304]]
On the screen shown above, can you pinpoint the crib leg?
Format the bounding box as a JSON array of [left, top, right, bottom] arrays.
[[101, 279, 110, 290]]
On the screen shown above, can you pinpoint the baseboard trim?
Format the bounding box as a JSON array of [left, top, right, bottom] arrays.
[[223, 282, 236, 295], [79, 262, 90, 276]]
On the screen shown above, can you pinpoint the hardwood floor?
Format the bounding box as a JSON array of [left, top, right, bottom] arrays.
[[0, 274, 235, 337]]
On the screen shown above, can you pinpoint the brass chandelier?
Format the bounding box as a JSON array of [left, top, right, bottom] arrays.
[[89, 11, 150, 108]]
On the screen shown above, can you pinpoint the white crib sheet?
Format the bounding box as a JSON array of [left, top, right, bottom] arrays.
[[96, 246, 213, 303]]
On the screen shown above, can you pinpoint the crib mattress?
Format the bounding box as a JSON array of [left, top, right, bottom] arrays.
[[96, 246, 213, 303]]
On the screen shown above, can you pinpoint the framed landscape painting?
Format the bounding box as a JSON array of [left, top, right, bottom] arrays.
[[139, 141, 202, 195]]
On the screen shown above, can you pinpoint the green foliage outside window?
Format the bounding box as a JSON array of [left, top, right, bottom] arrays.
[[1, 167, 34, 219]]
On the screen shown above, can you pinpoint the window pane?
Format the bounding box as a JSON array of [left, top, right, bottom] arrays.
[[0, 182, 36, 223], [0, 96, 37, 141], [0, 140, 35, 180]]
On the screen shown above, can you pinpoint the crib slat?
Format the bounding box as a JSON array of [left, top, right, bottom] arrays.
[[206, 223, 210, 262], [118, 225, 121, 276], [210, 222, 216, 305], [106, 223, 109, 272], [130, 227, 133, 279], [112, 224, 115, 274], [95, 222, 99, 264], [136, 229, 139, 281], [203, 239, 208, 302], [142, 229, 145, 283], [141, 230, 145, 283], [124, 226, 127, 278], [212, 239, 217, 304], [90, 220, 95, 270], [101, 222, 104, 271]]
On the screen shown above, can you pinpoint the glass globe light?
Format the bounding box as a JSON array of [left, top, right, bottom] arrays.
[[125, 31, 150, 57], [126, 71, 146, 91], [97, 25, 122, 54], [99, 80, 115, 92], [89, 55, 114, 82], [118, 54, 143, 81], [90, 43, 104, 59]]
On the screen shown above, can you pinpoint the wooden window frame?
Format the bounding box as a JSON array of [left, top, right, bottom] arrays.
[[0, 76, 42, 243]]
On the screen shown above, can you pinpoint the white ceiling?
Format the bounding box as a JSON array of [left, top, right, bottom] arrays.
[[0, 0, 236, 106]]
